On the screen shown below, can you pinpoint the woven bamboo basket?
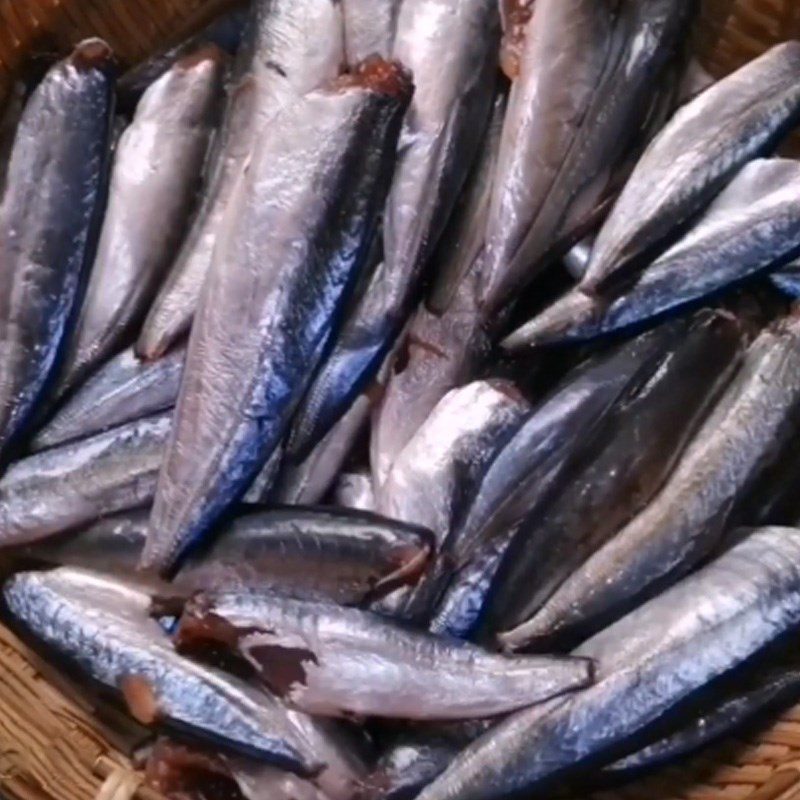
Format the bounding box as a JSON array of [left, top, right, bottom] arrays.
[[0, 1, 800, 799]]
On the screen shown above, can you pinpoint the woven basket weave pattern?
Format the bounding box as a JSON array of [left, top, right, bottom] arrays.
[[1, 1, 800, 799]]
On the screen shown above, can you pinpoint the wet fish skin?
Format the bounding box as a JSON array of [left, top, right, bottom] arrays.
[[22, 504, 432, 607], [426, 91, 506, 316], [282, 259, 400, 468], [56, 49, 224, 395], [341, 0, 401, 65], [504, 159, 800, 349], [582, 41, 800, 294], [378, 380, 531, 546], [277, 325, 395, 505], [20, 510, 150, 573], [455, 320, 691, 566], [3, 568, 320, 772], [373, 380, 530, 620], [141, 62, 413, 574], [429, 529, 515, 641], [416, 527, 800, 800], [136, 0, 346, 361], [0, 412, 170, 548], [242, 445, 285, 504], [0, 40, 115, 459], [385, 0, 500, 312], [369, 93, 506, 486], [280, 239, 385, 468], [369, 291, 490, 489], [177, 591, 593, 720], [31, 345, 184, 452], [285, 1, 501, 467], [477, 0, 613, 313], [274, 394, 371, 506], [335, 471, 376, 512], [520, 0, 700, 277], [483, 309, 746, 635], [117, 7, 248, 106], [503, 313, 800, 649], [604, 663, 800, 779], [175, 505, 434, 604], [563, 237, 593, 280]]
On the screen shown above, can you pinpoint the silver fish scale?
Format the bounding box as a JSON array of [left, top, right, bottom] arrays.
[[504, 321, 800, 647], [583, 41, 800, 291], [3, 570, 310, 766], [417, 528, 800, 800]]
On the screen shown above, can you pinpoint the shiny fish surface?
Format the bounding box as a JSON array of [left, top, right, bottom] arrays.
[[0, 413, 170, 547], [242, 446, 285, 505], [277, 318, 396, 504], [425, 91, 506, 316], [605, 663, 800, 778], [24, 505, 432, 606], [20, 510, 151, 573], [282, 248, 388, 469], [0, 40, 115, 459], [539, 0, 699, 258], [370, 288, 489, 489], [483, 309, 746, 636], [175, 506, 434, 604], [369, 724, 489, 800], [504, 158, 800, 348], [177, 591, 593, 720], [56, 49, 223, 394], [342, 0, 401, 65], [335, 472, 376, 512], [477, 0, 613, 312], [370, 94, 505, 483], [377, 380, 527, 620], [454, 321, 690, 564], [503, 313, 800, 648], [32, 346, 184, 452], [3, 568, 320, 772], [771, 259, 800, 299], [286, 0, 501, 466], [274, 395, 371, 506], [141, 62, 412, 574], [483, 0, 698, 309], [384, 0, 500, 322], [379, 380, 531, 545], [136, 0, 345, 360], [417, 527, 800, 800], [374, 380, 530, 619], [429, 529, 515, 641], [582, 42, 800, 293], [117, 8, 248, 105]]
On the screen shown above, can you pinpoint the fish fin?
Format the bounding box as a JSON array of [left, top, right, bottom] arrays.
[[370, 544, 433, 597]]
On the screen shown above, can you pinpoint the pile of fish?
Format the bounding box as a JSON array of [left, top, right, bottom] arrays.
[[4, 1, 800, 798]]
